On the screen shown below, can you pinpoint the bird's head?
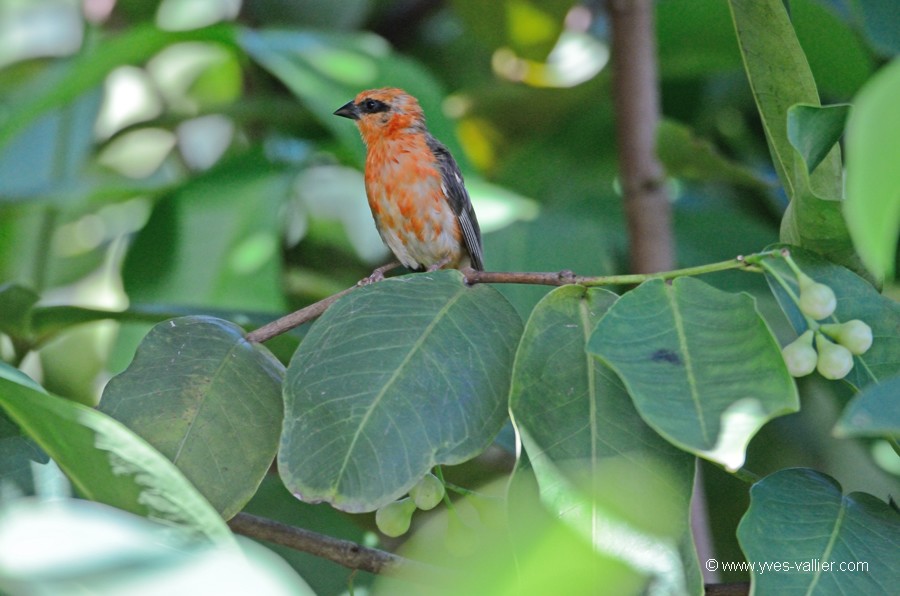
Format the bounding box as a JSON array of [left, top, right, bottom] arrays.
[[334, 88, 426, 145]]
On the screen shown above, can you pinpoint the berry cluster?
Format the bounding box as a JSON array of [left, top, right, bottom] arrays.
[[375, 472, 445, 537], [781, 272, 873, 380]]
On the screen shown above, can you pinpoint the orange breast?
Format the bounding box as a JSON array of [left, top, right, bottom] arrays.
[[364, 136, 463, 270]]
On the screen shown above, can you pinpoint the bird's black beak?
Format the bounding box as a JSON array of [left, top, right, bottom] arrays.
[[334, 101, 360, 120]]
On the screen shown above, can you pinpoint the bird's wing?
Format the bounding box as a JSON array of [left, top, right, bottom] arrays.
[[426, 136, 484, 271]]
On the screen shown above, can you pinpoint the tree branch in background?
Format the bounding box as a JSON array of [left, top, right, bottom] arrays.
[[228, 512, 443, 580], [608, 0, 673, 274], [607, 1, 718, 583]]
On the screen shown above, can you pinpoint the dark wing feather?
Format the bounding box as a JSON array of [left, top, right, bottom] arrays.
[[425, 135, 484, 270]]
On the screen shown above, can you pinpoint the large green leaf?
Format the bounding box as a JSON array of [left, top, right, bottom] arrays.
[[587, 277, 798, 470], [280, 270, 522, 512], [0, 376, 231, 543], [123, 149, 290, 312], [727, 0, 862, 277], [509, 286, 701, 595], [727, 0, 841, 199], [100, 316, 284, 519], [763, 246, 900, 390], [834, 376, 900, 440], [738, 468, 900, 594], [845, 58, 900, 282]]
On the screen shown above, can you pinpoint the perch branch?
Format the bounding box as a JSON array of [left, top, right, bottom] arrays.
[[244, 285, 357, 343], [244, 255, 767, 344]]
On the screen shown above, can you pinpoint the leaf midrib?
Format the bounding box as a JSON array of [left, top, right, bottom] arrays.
[[666, 284, 710, 445], [331, 286, 467, 494]]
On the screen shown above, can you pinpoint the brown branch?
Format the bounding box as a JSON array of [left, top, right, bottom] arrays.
[[244, 257, 756, 344], [608, 0, 673, 274], [245, 285, 357, 344], [228, 512, 442, 580], [705, 582, 750, 595]]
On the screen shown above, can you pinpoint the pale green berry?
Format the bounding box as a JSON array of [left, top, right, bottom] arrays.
[[409, 473, 445, 511], [782, 330, 817, 377], [797, 274, 837, 320], [815, 333, 854, 380], [820, 320, 873, 355], [375, 498, 416, 537]]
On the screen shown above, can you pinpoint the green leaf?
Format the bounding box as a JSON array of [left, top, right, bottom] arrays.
[[123, 149, 290, 312], [787, 104, 850, 175], [845, 58, 900, 282], [834, 376, 900, 440], [0, 283, 38, 338], [280, 270, 522, 512], [657, 119, 770, 188], [0, 363, 49, 495], [0, 376, 232, 543], [587, 277, 799, 470], [738, 468, 900, 594], [727, 0, 863, 277], [727, 0, 841, 199], [100, 316, 284, 519], [763, 246, 900, 390], [510, 286, 701, 594], [0, 24, 238, 151]]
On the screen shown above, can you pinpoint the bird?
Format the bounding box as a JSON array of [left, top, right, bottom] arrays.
[[333, 88, 484, 281]]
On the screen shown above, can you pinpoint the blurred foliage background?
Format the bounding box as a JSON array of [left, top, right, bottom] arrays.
[[0, 0, 897, 592]]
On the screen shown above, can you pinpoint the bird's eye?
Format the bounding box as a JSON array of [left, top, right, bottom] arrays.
[[359, 98, 389, 114]]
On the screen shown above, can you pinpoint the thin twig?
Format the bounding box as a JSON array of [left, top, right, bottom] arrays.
[[244, 256, 761, 344], [462, 258, 748, 287], [245, 285, 357, 344], [227, 512, 441, 579]]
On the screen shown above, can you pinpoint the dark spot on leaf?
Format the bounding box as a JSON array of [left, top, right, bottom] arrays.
[[651, 349, 681, 365]]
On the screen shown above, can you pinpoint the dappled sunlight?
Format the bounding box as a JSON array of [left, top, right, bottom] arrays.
[[156, 0, 241, 32], [95, 66, 161, 140], [492, 4, 609, 89], [98, 128, 176, 178], [0, 1, 82, 69]]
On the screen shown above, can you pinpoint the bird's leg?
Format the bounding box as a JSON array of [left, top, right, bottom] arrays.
[[425, 255, 453, 272], [359, 261, 401, 285]]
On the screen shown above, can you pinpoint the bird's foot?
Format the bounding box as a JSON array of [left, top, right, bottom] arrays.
[[359, 261, 401, 286]]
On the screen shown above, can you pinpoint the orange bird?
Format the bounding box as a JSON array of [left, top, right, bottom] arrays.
[[334, 88, 484, 278]]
